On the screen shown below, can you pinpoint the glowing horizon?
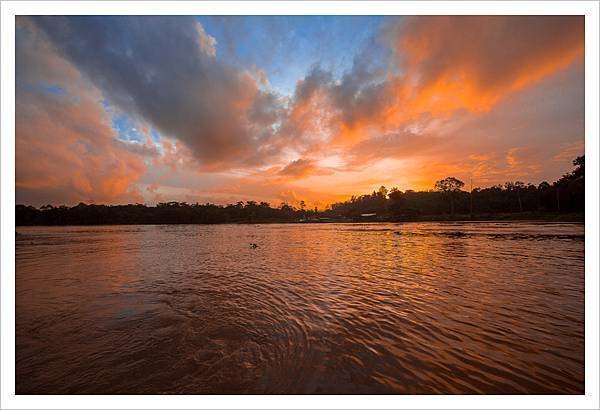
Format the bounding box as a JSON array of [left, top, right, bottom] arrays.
[[16, 16, 584, 209]]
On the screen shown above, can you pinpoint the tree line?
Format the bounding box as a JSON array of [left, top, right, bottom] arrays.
[[16, 156, 584, 226], [331, 156, 584, 219]]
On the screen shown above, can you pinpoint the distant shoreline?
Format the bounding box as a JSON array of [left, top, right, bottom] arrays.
[[15, 212, 584, 227]]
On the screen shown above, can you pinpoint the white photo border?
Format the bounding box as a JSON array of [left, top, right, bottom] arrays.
[[1, 1, 598, 409]]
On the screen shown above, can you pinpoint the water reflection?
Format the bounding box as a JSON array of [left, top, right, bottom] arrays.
[[16, 222, 584, 394]]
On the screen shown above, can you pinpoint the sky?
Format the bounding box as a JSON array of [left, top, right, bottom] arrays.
[[15, 16, 584, 208]]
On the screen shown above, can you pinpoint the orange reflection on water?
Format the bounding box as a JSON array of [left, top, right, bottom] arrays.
[[16, 222, 584, 394]]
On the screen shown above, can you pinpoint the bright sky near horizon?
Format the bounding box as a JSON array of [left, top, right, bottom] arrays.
[[16, 16, 584, 208]]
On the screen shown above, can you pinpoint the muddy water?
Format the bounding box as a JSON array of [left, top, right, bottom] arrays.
[[16, 222, 584, 394]]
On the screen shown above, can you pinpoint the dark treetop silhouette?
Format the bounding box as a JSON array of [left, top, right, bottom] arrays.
[[16, 156, 584, 226]]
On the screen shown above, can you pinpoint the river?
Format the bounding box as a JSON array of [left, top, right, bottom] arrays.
[[15, 222, 584, 394]]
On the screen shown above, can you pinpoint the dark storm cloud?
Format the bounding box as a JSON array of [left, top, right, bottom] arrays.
[[31, 16, 283, 170]]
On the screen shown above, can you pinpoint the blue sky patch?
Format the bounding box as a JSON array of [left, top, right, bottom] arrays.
[[112, 113, 144, 143]]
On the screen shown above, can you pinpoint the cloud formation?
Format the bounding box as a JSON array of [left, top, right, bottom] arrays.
[[16, 20, 149, 205], [281, 16, 584, 149], [16, 16, 585, 207], [32, 16, 286, 170], [278, 158, 334, 179], [16, 89, 146, 205], [391, 16, 584, 113]]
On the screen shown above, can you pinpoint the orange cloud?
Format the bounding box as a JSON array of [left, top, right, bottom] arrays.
[[16, 91, 146, 205], [15, 19, 148, 206], [277, 16, 584, 171], [394, 16, 584, 114], [278, 158, 334, 179], [553, 141, 585, 163]]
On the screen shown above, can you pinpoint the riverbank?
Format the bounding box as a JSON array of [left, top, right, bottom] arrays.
[[15, 211, 584, 226], [388, 212, 584, 223]]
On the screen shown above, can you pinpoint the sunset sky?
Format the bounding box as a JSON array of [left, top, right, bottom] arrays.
[[16, 15, 584, 208]]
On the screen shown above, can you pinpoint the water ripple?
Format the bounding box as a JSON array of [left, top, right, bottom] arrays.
[[16, 222, 584, 394]]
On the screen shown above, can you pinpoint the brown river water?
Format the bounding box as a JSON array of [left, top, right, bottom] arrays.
[[16, 222, 584, 394]]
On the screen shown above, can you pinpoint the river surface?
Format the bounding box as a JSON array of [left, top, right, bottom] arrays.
[[16, 222, 584, 394]]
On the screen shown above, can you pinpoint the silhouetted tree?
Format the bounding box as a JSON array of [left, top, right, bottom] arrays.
[[434, 177, 465, 215], [553, 155, 584, 213]]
